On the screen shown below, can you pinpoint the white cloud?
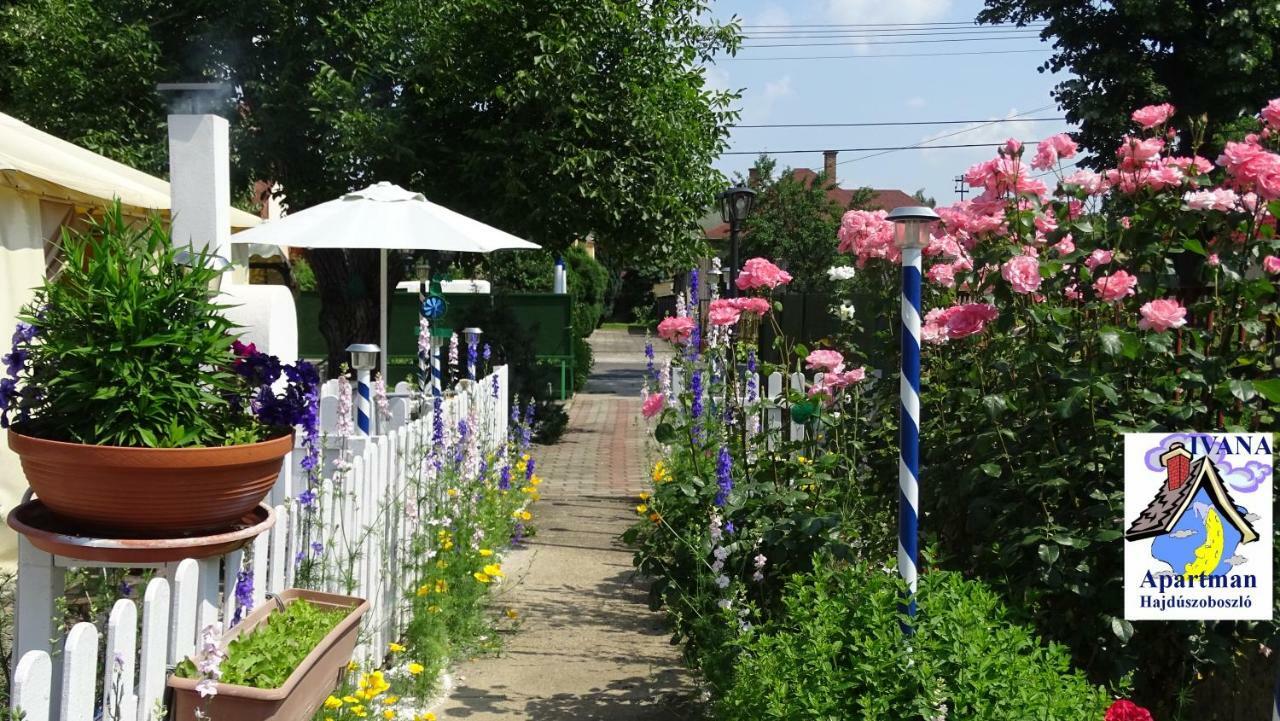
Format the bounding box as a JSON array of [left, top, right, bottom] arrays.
[[741, 75, 794, 124], [825, 0, 953, 25], [918, 108, 1039, 158], [753, 4, 791, 28], [703, 65, 731, 94], [906, 96, 927, 109]]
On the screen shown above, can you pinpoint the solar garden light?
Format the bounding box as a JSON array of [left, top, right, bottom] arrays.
[[886, 205, 939, 633], [346, 343, 381, 436], [462, 327, 483, 380], [717, 184, 757, 297]]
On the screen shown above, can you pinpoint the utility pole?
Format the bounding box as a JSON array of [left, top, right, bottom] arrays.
[[953, 175, 968, 201]]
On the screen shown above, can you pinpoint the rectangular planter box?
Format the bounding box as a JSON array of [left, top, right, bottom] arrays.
[[168, 588, 369, 721]]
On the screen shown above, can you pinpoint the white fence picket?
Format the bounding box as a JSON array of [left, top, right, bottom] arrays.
[[102, 600, 137, 721], [136, 579, 169, 721], [12, 650, 52, 721], [169, 559, 199, 666], [60, 623, 98, 721]]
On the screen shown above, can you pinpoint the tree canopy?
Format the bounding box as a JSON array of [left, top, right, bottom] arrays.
[[738, 155, 873, 293], [0, 0, 739, 370], [979, 0, 1280, 162]]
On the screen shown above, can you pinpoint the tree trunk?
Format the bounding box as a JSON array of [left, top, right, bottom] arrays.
[[307, 248, 403, 377]]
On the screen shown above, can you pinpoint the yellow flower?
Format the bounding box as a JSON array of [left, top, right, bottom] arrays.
[[446, 488, 459, 497], [324, 696, 343, 710], [521, 486, 535, 494], [383, 710, 396, 720], [436, 560, 448, 569], [638, 492, 650, 501], [408, 662, 425, 676], [351, 706, 367, 718], [435, 579, 448, 593], [416, 713, 437, 721], [358, 670, 390, 698], [343, 695, 360, 704], [483, 563, 503, 577], [516, 510, 532, 521], [635, 504, 648, 514], [505, 608, 519, 619], [651, 461, 671, 483], [347, 660, 360, 672], [354, 690, 368, 701], [478, 549, 493, 557], [388, 642, 405, 653], [382, 696, 400, 705], [473, 571, 491, 583], [521, 453, 531, 462], [529, 475, 542, 486], [428, 605, 442, 613]]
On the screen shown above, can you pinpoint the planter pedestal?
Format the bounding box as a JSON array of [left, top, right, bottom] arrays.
[[9, 502, 278, 678]]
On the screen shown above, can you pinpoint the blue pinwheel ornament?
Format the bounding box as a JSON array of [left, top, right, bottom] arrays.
[[420, 278, 447, 319]]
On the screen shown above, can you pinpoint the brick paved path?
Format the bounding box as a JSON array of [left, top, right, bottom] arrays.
[[434, 330, 695, 720]]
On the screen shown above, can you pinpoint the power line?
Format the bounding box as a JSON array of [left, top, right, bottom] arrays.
[[724, 48, 1052, 61], [732, 117, 1065, 129], [740, 34, 1043, 48], [742, 27, 1045, 38], [739, 21, 1045, 28], [836, 104, 1057, 165], [722, 141, 1042, 156]]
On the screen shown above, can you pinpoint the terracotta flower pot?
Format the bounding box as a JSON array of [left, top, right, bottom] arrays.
[[168, 589, 369, 721], [7, 430, 293, 536]]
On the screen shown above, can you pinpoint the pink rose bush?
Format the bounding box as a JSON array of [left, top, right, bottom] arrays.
[[736, 257, 792, 291], [657, 316, 696, 344], [1130, 103, 1175, 129]]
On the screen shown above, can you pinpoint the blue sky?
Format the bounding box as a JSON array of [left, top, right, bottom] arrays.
[[705, 0, 1075, 203]]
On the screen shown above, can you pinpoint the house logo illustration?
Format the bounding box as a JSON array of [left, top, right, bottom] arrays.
[[1123, 433, 1272, 621]]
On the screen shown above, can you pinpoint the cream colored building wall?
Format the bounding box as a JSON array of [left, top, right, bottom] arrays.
[[0, 187, 51, 566]]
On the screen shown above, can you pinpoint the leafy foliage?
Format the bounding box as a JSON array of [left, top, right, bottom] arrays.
[[9, 205, 261, 447], [978, 0, 1280, 163], [175, 599, 347, 689], [718, 560, 1111, 720]]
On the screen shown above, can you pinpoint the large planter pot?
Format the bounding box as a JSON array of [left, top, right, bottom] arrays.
[[168, 589, 369, 721], [7, 430, 293, 535]]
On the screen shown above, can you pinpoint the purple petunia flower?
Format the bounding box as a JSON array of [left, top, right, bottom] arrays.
[[231, 569, 254, 625]]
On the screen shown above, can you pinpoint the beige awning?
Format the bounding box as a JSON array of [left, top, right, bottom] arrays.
[[0, 112, 260, 229]]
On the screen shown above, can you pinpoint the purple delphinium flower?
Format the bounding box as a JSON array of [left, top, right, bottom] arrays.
[[467, 335, 478, 380], [296, 488, 317, 508], [231, 569, 254, 625], [311, 541, 324, 556], [118, 580, 134, 597], [724, 520, 735, 534], [432, 394, 445, 446], [746, 351, 758, 403], [498, 465, 512, 491], [511, 521, 526, 545], [1, 321, 38, 428], [714, 446, 732, 507], [525, 457, 536, 481], [644, 341, 657, 385], [690, 369, 704, 441]]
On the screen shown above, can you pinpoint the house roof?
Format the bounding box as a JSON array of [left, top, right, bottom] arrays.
[[704, 169, 917, 240], [0, 112, 260, 229], [1124, 456, 1259, 543]]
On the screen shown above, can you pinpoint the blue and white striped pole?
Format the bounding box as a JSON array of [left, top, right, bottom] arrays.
[[345, 343, 381, 436], [430, 336, 443, 397], [887, 206, 939, 633]]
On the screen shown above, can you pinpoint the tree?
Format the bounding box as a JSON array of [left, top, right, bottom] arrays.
[[738, 155, 873, 293], [911, 188, 936, 208], [0, 0, 739, 372], [978, 1, 1280, 164]]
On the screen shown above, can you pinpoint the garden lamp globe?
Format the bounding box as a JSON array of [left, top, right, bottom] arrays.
[[886, 206, 940, 249], [345, 343, 381, 372]]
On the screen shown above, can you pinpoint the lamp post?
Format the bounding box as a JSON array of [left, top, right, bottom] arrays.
[[346, 343, 381, 436], [462, 327, 483, 380], [717, 184, 757, 297], [886, 205, 939, 633]]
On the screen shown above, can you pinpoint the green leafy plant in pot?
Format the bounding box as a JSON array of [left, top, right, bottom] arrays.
[[1, 203, 321, 536]]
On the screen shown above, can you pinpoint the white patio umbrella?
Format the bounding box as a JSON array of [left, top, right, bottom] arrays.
[[229, 181, 540, 380]]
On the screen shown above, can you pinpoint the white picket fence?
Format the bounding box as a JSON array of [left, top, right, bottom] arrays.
[[10, 365, 510, 721]]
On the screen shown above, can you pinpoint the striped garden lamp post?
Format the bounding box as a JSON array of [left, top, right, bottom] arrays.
[[346, 343, 381, 436], [886, 205, 939, 632]]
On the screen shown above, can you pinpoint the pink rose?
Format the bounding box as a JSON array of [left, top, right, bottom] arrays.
[[824, 367, 866, 390], [944, 303, 1000, 339], [921, 308, 950, 345], [1033, 214, 1058, 234], [1207, 253, 1220, 266], [838, 209, 899, 266], [1105, 699, 1154, 721], [1138, 298, 1188, 332], [1264, 255, 1280, 274], [1120, 216, 1132, 229], [641, 391, 664, 419], [1093, 269, 1138, 303], [1183, 188, 1239, 211], [1064, 283, 1082, 301], [1262, 98, 1280, 131], [707, 299, 741, 327], [1131, 103, 1175, 129], [1084, 249, 1113, 270], [729, 296, 771, 316], [1052, 235, 1075, 256], [657, 316, 696, 344], [1002, 138, 1023, 156], [736, 257, 793, 291], [1029, 133, 1078, 170], [1117, 136, 1165, 169], [1062, 169, 1107, 195], [805, 349, 845, 373], [1001, 254, 1042, 294], [926, 263, 956, 288]]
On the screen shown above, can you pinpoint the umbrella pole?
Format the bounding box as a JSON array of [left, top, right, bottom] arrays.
[[379, 248, 389, 384]]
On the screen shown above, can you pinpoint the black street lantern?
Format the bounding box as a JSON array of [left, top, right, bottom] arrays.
[[717, 184, 757, 297]]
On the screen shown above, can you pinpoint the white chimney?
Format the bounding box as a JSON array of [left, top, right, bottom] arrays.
[[159, 83, 231, 264]]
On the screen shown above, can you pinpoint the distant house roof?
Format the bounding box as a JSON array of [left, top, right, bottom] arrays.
[[1124, 456, 1259, 543], [704, 168, 917, 240]]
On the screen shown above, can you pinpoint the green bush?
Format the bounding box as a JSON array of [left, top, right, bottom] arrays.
[[572, 336, 592, 392], [718, 560, 1112, 721]]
